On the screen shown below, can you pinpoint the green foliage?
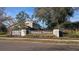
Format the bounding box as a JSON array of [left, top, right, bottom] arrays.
[[0, 8, 8, 32], [33, 23, 42, 30], [16, 11, 29, 23], [0, 32, 7, 35], [34, 7, 74, 29], [62, 22, 79, 29], [25, 33, 55, 39], [0, 7, 5, 16], [15, 11, 30, 29], [46, 20, 57, 30], [64, 30, 79, 38], [0, 24, 7, 32]]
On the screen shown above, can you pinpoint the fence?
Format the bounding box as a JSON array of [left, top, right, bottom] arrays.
[[31, 30, 53, 34], [12, 30, 21, 36]]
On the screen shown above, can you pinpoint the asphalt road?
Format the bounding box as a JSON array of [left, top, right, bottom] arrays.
[[0, 40, 79, 51]]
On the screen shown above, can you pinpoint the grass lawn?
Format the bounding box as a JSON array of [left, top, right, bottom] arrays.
[[0, 37, 79, 45]]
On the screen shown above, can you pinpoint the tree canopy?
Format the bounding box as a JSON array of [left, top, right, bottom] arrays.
[[16, 11, 29, 23], [0, 8, 8, 32], [15, 11, 30, 29], [34, 7, 74, 29]]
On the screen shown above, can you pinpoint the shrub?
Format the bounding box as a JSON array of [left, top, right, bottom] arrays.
[[0, 32, 7, 35], [25, 33, 55, 39], [64, 30, 79, 38]]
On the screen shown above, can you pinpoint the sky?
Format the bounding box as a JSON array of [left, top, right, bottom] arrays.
[[5, 7, 34, 18], [5, 7, 79, 22], [70, 10, 79, 22]]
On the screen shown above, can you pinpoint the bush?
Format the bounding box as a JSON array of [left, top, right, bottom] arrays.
[[25, 33, 56, 39], [64, 30, 79, 38], [0, 32, 7, 35]]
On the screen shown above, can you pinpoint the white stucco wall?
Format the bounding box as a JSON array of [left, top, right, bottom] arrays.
[[53, 29, 60, 37], [21, 29, 26, 36]]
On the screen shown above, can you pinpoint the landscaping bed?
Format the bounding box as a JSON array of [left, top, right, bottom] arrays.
[[64, 30, 79, 38], [1, 30, 79, 39], [0, 37, 79, 45]]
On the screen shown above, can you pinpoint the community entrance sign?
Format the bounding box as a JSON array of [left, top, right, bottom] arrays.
[[12, 29, 26, 36]]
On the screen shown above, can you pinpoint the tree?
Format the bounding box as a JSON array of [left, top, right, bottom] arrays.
[[0, 24, 7, 32], [0, 8, 16, 28], [0, 8, 7, 32], [0, 8, 5, 24], [3, 16, 15, 27], [34, 7, 74, 29], [46, 20, 57, 30], [16, 11, 30, 29]]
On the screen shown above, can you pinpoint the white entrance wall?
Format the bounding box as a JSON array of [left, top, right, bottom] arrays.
[[21, 29, 26, 36], [12, 30, 21, 36], [53, 29, 60, 37], [12, 29, 26, 36]]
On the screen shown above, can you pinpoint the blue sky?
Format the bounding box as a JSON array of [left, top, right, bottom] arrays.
[[5, 7, 34, 18], [5, 7, 79, 22], [70, 10, 79, 22]]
